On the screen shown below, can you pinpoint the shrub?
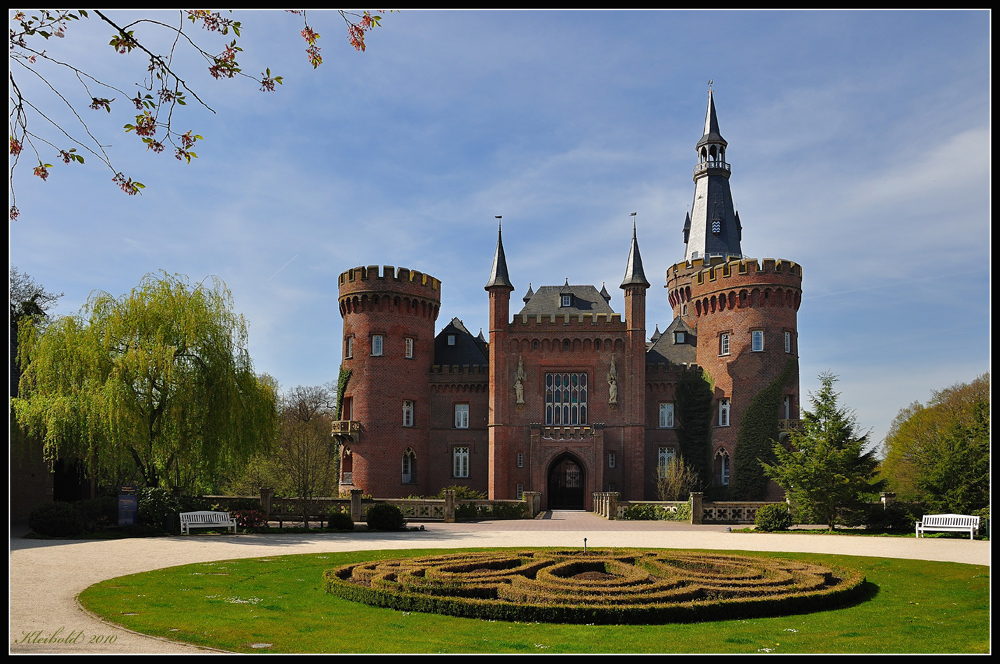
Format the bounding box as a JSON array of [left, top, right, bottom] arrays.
[[621, 504, 667, 521], [232, 508, 267, 530], [755, 504, 793, 532], [328, 510, 355, 531], [861, 501, 924, 533], [138, 488, 181, 529], [366, 503, 406, 531], [29, 501, 85, 537], [437, 485, 486, 500], [75, 495, 118, 531]]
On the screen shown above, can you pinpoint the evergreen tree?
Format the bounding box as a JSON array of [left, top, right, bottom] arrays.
[[762, 372, 885, 530]]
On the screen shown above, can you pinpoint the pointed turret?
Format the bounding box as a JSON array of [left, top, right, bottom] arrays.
[[599, 282, 611, 304], [522, 282, 534, 303], [684, 86, 743, 262], [484, 222, 514, 291], [620, 221, 650, 289]]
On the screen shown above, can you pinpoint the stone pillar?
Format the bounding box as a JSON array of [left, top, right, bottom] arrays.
[[523, 491, 541, 518], [259, 487, 273, 517], [690, 492, 703, 524], [444, 490, 456, 523], [350, 489, 364, 522]]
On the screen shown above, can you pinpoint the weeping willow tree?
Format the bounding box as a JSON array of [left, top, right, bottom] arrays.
[[12, 271, 280, 491]]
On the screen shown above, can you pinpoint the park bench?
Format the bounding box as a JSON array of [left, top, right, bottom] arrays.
[[915, 514, 980, 540], [179, 510, 237, 535]]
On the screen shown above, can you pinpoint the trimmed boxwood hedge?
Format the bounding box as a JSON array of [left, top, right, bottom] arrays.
[[324, 549, 867, 625]]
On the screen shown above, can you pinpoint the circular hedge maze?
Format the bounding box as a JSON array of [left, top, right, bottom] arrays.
[[324, 549, 867, 624]]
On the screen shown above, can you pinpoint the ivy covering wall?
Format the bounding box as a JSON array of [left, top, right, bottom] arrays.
[[731, 359, 797, 500]]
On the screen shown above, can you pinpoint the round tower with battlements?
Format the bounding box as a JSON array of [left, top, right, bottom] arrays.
[[336, 265, 441, 498], [665, 88, 802, 499]]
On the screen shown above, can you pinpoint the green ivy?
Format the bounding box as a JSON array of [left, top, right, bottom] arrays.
[[731, 359, 797, 500], [674, 367, 715, 485], [334, 366, 352, 420]]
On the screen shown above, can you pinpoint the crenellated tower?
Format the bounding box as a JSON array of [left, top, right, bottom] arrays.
[[666, 88, 801, 499], [336, 265, 441, 498]]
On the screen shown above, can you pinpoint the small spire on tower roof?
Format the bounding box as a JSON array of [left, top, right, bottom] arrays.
[[620, 213, 650, 289], [484, 216, 514, 291]]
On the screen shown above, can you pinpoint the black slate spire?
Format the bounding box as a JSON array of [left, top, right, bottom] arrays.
[[484, 220, 514, 291]]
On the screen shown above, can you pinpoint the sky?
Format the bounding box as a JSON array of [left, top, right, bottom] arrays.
[[9, 10, 991, 452]]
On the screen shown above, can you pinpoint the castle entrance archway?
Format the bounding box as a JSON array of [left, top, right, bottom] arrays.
[[547, 453, 585, 510]]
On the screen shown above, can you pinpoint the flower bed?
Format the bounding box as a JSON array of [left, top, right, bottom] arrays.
[[324, 549, 866, 624]]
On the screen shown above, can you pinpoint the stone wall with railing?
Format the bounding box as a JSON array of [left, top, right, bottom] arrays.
[[592, 491, 784, 524]]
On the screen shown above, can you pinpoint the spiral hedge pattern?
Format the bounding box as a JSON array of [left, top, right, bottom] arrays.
[[323, 549, 867, 624]]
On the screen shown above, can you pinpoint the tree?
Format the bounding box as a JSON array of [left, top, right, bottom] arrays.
[[273, 384, 339, 528], [880, 373, 989, 513], [9, 266, 63, 396], [9, 9, 387, 220], [11, 271, 280, 492], [762, 372, 885, 530], [655, 455, 703, 502]]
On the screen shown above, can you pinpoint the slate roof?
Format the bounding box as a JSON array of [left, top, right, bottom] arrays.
[[645, 316, 697, 366], [517, 284, 616, 317], [434, 318, 488, 366]]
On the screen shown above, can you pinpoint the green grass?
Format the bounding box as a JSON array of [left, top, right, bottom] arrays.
[[78, 548, 989, 654]]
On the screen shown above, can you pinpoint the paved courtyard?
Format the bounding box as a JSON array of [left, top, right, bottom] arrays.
[[9, 511, 990, 654]]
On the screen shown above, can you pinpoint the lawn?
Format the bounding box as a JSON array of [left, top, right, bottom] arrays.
[[78, 548, 989, 654]]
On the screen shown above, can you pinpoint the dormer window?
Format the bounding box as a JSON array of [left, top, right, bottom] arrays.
[[561, 295, 572, 307], [674, 331, 685, 344], [447, 334, 456, 346]]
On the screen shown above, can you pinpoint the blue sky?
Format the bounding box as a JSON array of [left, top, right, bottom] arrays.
[[9, 10, 990, 451]]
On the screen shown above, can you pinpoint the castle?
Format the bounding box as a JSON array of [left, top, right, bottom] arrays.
[[333, 90, 802, 509]]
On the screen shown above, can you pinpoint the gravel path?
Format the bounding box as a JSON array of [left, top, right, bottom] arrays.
[[9, 512, 990, 654]]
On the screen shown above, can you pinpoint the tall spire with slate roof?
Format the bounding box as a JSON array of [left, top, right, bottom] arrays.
[[683, 84, 743, 262], [484, 218, 514, 291]]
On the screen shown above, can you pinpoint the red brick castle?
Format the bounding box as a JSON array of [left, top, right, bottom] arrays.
[[334, 90, 802, 509]]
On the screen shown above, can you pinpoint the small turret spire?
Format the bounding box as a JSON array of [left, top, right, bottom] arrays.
[[484, 216, 514, 291], [620, 213, 650, 289]]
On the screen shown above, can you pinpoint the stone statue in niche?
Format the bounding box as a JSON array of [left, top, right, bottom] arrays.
[[514, 355, 525, 404], [608, 356, 618, 405]]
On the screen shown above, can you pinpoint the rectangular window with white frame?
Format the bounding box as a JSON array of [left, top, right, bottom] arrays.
[[658, 402, 675, 428], [405, 337, 414, 358], [453, 446, 469, 478], [372, 334, 383, 356], [454, 403, 469, 429], [719, 332, 730, 356], [402, 400, 414, 427], [784, 331, 792, 354], [608, 451, 616, 469], [516, 483, 524, 500], [345, 336, 354, 359], [516, 451, 524, 468], [751, 329, 764, 352]]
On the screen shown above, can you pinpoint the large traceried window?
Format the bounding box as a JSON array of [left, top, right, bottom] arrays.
[[714, 449, 731, 485], [545, 372, 588, 425], [453, 446, 469, 478]]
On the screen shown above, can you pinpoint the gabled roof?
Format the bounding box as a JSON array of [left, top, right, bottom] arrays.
[[645, 316, 696, 366], [434, 318, 488, 366], [518, 284, 615, 317]]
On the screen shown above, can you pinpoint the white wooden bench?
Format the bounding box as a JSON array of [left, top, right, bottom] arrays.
[[915, 514, 980, 540], [179, 511, 237, 535]]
